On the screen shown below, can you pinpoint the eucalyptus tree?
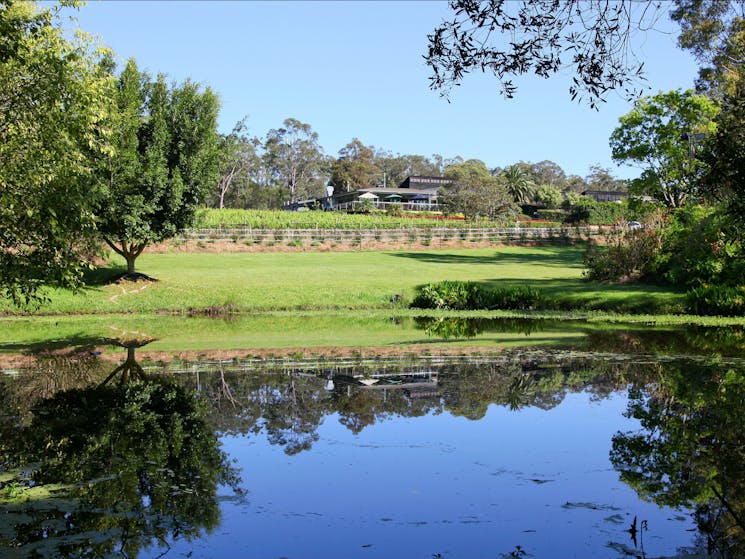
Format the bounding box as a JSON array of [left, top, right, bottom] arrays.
[[329, 138, 381, 194], [0, 0, 113, 305], [264, 118, 326, 204], [213, 117, 261, 209], [95, 59, 221, 277]]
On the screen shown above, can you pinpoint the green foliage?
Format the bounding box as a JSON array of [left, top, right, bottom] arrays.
[[95, 59, 222, 274], [610, 89, 719, 207], [534, 184, 563, 209], [411, 281, 544, 311], [0, 1, 113, 306], [3, 377, 242, 558], [264, 118, 327, 203], [534, 209, 567, 222], [686, 285, 745, 316], [583, 212, 666, 282], [440, 159, 516, 221], [653, 206, 744, 289], [703, 70, 745, 234]]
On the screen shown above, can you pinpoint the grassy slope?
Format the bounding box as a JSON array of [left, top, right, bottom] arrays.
[[0, 246, 683, 315]]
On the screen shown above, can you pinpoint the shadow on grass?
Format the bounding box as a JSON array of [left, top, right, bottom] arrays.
[[389, 246, 585, 268], [0, 333, 111, 354]]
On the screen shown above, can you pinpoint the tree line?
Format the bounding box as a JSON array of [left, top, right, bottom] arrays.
[[211, 118, 626, 211]]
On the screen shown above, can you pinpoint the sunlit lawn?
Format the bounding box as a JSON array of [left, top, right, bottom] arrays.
[[0, 245, 684, 315]]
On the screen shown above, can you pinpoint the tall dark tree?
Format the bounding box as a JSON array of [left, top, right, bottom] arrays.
[[704, 70, 745, 233], [95, 59, 221, 277], [330, 138, 381, 194]]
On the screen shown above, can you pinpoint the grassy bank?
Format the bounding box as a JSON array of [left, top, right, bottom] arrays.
[[0, 246, 685, 315]]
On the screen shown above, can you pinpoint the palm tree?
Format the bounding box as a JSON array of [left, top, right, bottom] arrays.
[[502, 165, 535, 204]]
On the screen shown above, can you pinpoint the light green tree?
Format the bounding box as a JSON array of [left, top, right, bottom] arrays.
[[534, 184, 563, 209], [95, 59, 221, 277], [610, 89, 719, 207], [440, 159, 516, 220], [0, 1, 113, 305]]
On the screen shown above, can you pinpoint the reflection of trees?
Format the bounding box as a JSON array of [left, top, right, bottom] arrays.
[[610, 361, 745, 557], [414, 317, 549, 340], [1, 378, 242, 558]]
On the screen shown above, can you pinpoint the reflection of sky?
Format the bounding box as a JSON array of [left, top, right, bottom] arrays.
[[173, 392, 696, 559]]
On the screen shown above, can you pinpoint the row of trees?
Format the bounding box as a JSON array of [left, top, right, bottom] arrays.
[[1, 2, 223, 303], [213, 120, 628, 212]]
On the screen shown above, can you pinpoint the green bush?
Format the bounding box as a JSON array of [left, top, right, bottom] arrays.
[[411, 281, 544, 310], [534, 209, 568, 222], [686, 285, 745, 316], [411, 281, 478, 310]]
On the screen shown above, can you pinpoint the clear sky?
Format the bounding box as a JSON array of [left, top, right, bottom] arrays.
[[62, 1, 701, 180]]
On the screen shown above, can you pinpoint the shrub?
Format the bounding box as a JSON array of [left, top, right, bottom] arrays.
[[686, 285, 745, 316], [411, 281, 544, 310], [411, 281, 478, 310], [534, 209, 567, 222]]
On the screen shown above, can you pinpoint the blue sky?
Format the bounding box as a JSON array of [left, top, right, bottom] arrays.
[[63, 1, 700, 180]]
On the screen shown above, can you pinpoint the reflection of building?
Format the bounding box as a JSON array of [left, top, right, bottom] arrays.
[[334, 370, 440, 400], [290, 175, 450, 212]]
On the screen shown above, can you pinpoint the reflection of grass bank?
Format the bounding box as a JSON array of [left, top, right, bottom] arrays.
[[0, 311, 743, 360], [0, 246, 686, 315]]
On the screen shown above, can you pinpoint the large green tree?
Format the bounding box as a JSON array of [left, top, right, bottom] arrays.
[[440, 159, 516, 220], [96, 59, 221, 276], [610, 89, 719, 207], [0, 0, 112, 305]]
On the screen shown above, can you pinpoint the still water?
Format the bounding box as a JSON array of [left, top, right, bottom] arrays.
[[1, 320, 743, 558]]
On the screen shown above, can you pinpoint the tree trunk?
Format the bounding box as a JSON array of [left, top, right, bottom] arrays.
[[103, 238, 148, 278], [126, 253, 137, 275]]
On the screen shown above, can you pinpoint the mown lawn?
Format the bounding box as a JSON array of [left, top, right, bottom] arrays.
[[0, 245, 684, 315]]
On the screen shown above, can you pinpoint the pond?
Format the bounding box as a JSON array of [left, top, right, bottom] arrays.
[[0, 317, 743, 558]]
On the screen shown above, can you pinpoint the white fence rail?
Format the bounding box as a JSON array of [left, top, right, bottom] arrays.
[[177, 226, 602, 244]]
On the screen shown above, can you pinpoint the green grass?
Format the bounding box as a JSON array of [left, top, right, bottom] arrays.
[[1, 309, 742, 356], [0, 245, 686, 315]]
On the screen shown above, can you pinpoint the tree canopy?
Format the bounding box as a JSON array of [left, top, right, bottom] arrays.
[[440, 159, 516, 220], [0, 0, 112, 305], [95, 59, 221, 276], [610, 89, 719, 207]]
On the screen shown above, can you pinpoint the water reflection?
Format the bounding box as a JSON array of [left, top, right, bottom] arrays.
[[611, 360, 745, 558], [414, 316, 745, 357], [0, 347, 242, 559], [2, 345, 744, 557]]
